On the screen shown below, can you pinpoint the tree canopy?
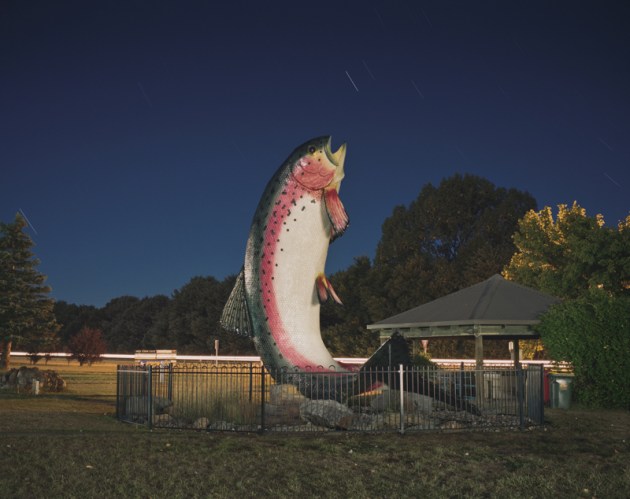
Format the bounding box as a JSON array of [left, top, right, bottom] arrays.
[[504, 203, 630, 299], [323, 174, 537, 357], [0, 213, 59, 368]]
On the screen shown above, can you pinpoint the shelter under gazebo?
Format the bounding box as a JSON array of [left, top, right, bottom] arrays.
[[366, 274, 560, 368]]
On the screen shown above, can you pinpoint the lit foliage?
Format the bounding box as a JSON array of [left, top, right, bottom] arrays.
[[537, 290, 630, 409], [504, 202, 630, 299], [0, 213, 59, 369], [67, 327, 107, 366]]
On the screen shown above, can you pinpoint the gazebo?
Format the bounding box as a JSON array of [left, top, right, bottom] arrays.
[[366, 274, 560, 368]]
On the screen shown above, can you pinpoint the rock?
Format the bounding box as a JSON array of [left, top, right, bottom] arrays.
[[192, 417, 210, 429], [208, 421, 236, 431], [124, 396, 173, 416], [299, 400, 355, 429], [369, 389, 434, 415], [269, 384, 308, 405], [0, 367, 66, 392], [152, 414, 174, 426]]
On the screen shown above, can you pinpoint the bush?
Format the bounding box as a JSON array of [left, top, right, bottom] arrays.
[[537, 290, 630, 409], [67, 327, 107, 366]]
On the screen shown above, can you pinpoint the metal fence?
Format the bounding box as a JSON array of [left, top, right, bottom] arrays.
[[116, 363, 544, 433]]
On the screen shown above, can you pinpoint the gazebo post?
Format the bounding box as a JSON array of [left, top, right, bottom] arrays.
[[474, 332, 485, 403]]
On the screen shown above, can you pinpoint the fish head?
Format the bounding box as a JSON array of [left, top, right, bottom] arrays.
[[291, 136, 346, 192]]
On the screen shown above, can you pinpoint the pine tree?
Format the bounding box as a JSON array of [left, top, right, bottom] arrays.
[[0, 213, 59, 369]]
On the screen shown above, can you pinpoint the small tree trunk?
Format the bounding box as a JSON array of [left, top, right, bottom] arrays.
[[0, 339, 12, 370]]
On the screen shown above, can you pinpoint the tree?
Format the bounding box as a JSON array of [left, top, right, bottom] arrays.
[[323, 175, 536, 358], [374, 174, 537, 315], [67, 327, 107, 366], [0, 213, 59, 369], [54, 300, 101, 347], [504, 203, 630, 299], [161, 276, 255, 355], [537, 290, 630, 408]]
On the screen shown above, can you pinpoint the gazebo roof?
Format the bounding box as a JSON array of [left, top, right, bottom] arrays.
[[367, 274, 560, 339]]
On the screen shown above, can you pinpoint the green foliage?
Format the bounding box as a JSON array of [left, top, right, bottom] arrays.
[[152, 276, 254, 355], [505, 203, 630, 299], [0, 213, 59, 368], [324, 174, 535, 357], [537, 290, 630, 408], [375, 174, 537, 314], [68, 327, 107, 366]]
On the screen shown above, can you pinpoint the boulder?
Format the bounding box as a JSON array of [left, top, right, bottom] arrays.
[[124, 396, 173, 416], [299, 400, 355, 429], [0, 367, 66, 392], [192, 417, 210, 430], [269, 384, 308, 405], [370, 389, 434, 415]]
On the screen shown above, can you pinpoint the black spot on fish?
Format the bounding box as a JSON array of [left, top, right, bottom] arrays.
[[292, 199, 297, 206], [286, 229, 289, 232], [282, 190, 287, 195], [310, 199, 316, 204], [287, 209, 291, 216], [301, 206, 306, 211]]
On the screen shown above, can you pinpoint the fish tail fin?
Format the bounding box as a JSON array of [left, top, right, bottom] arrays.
[[316, 274, 343, 305], [220, 269, 252, 336]]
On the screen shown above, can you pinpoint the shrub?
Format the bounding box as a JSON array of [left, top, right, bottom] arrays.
[[67, 327, 107, 366], [537, 290, 630, 409]]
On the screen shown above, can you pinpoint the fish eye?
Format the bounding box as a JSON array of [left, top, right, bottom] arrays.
[[308, 146, 316, 154]]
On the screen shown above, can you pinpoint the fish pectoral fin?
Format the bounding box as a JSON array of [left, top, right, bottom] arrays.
[[316, 274, 343, 305], [324, 188, 349, 241], [220, 268, 253, 336]]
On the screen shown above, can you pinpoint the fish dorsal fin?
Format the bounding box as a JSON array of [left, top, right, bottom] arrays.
[[220, 269, 252, 336]]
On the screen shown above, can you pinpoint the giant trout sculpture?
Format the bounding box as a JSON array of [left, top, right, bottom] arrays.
[[221, 136, 478, 412], [221, 136, 350, 377]]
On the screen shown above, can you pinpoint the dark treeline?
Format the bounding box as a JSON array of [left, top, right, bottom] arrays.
[[54, 276, 255, 356], [53, 174, 537, 358]]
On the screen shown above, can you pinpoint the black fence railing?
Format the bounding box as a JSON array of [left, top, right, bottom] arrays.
[[116, 363, 544, 432]]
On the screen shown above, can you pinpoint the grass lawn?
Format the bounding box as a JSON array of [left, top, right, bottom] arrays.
[[1, 359, 629, 498]]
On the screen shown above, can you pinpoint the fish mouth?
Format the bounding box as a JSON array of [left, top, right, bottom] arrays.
[[325, 137, 347, 168]]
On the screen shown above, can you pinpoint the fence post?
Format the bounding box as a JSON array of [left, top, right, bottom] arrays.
[[167, 363, 173, 402], [259, 366, 266, 434], [249, 362, 253, 402], [516, 363, 524, 429], [399, 364, 405, 435], [147, 365, 153, 430], [115, 366, 120, 419]]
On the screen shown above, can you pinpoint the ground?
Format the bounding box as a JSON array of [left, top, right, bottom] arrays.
[[0, 358, 628, 498]]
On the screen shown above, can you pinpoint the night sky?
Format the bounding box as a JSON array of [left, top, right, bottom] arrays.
[[2, 1, 629, 307]]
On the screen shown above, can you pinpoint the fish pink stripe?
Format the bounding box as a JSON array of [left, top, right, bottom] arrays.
[[259, 178, 327, 369]]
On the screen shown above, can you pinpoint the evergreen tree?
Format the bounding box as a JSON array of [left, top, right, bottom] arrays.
[[0, 213, 59, 369]]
